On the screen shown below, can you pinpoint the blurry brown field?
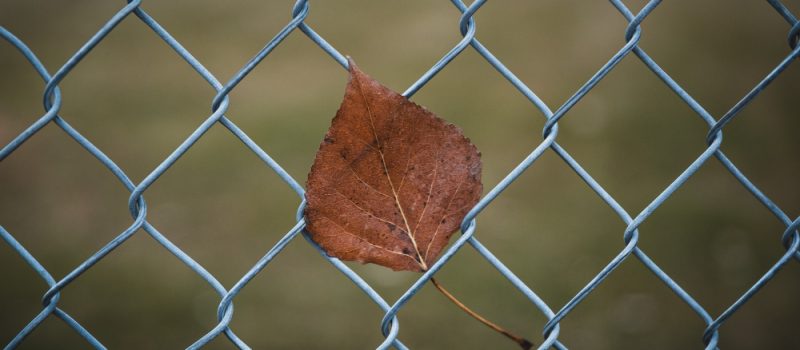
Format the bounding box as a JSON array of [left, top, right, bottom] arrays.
[[1, 1, 799, 349]]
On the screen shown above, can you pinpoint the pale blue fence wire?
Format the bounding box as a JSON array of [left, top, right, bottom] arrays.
[[2, 1, 799, 349]]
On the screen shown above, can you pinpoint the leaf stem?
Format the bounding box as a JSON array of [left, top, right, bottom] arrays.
[[430, 278, 533, 350]]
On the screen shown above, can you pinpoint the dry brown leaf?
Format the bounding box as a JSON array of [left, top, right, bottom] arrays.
[[304, 58, 482, 272], [303, 59, 532, 349]]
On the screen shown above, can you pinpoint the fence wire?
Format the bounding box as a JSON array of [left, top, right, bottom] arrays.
[[1, 1, 799, 349]]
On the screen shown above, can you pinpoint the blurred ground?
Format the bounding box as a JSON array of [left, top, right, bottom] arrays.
[[1, 1, 799, 349]]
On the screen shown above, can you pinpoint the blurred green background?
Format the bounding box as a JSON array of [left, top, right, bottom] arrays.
[[1, 1, 799, 349]]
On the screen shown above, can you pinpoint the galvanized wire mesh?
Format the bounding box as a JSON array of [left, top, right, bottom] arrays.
[[2, 1, 799, 349]]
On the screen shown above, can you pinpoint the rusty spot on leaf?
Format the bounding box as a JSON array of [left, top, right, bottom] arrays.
[[304, 58, 482, 272]]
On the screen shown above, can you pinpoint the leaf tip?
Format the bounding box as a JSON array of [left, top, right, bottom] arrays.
[[345, 56, 359, 73]]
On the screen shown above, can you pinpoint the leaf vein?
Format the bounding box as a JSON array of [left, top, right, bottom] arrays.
[[347, 163, 392, 199], [332, 188, 408, 234], [423, 178, 466, 262], [321, 215, 417, 261], [412, 154, 440, 238], [397, 147, 415, 193], [352, 69, 425, 269]]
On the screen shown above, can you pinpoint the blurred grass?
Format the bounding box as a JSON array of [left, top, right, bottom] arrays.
[[1, 1, 799, 349]]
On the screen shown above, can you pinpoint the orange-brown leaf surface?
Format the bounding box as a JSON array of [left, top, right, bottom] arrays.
[[304, 59, 482, 272]]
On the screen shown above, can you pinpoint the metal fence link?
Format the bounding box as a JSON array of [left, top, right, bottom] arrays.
[[1, 1, 798, 349]]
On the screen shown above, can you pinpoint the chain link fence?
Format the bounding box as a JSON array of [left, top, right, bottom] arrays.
[[1, 1, 799, 349]]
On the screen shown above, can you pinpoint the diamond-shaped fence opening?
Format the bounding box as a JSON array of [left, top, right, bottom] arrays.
[[1, 1, 799, 349]]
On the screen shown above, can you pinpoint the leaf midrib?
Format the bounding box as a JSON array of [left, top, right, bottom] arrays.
[[351, 70, 429, 270]]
